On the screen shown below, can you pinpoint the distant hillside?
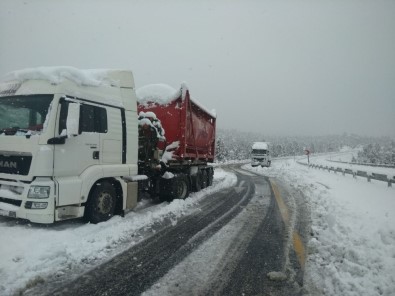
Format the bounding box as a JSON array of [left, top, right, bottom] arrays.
[[216, 129, 394, 164]]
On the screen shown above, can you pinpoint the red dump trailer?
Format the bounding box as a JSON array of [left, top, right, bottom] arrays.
[[136, 84, 216, 201], [138, 86, 216, 163]]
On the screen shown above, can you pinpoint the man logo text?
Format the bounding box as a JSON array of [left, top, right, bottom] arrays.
[[0, 161, 17, 169]]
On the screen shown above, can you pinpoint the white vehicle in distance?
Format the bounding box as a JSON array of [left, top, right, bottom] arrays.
[[251, 142, 271, 167]]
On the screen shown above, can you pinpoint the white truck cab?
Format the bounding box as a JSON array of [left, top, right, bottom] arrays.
[[0, 67, 139, 223], [251, 142, 271, 167]]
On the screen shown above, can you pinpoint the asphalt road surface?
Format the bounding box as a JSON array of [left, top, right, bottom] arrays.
[[34, 164, 310, 296]]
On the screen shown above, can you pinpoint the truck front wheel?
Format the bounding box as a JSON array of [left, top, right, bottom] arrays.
[[84, 181, 116, 224]]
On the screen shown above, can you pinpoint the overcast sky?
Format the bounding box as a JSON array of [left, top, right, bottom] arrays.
[[1, 0, 394, 137]]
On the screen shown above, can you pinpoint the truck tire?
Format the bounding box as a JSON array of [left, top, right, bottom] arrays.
[[84, 181, 116, 224], [201, 170, 208, 189], [207, 168, 214, 186], [192, 171, 202, 192], [159, 174, 189, 201], [173, 174, 189, 200]]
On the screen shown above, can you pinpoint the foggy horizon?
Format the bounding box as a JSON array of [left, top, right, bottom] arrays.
[[1, 0, 394, 138], [217, 126, 395, 140]]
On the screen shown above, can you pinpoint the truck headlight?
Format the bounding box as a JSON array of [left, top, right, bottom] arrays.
[[25, 201, 48, 209], [28, 186, 50, 199]]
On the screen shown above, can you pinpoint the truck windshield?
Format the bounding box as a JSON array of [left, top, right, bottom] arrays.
[[0, 94, 53, 135]]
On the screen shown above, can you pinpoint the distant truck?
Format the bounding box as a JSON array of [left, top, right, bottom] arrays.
[[0, 67, 216, 224], [251, 142, 271, 167]]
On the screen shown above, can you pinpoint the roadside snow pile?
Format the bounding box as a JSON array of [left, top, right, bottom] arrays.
[[243, 158, 395, 296], [0, 169, 236, 296]]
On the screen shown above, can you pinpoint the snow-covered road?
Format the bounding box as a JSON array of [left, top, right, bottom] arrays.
[[1, 155, 394, 296]]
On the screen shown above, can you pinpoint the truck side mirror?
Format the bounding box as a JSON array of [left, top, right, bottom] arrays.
[[66, 102, 80, 137]]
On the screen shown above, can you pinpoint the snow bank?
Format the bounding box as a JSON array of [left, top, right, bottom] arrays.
[[243, 158, 395, 296]]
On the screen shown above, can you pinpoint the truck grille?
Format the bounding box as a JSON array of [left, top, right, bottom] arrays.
[[0, 197, 22, 207], [0, 153, 32, 175]]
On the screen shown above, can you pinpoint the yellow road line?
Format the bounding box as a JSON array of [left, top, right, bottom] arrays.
[[270, 180, 290, 223], [270, 179, 306, 269], [292, 232, 306, 269]]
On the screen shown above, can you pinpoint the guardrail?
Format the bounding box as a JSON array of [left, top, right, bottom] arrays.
[[325, 159, 395, 169], [298, 161, 395, 187]]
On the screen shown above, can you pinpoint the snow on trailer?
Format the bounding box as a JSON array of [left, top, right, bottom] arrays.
[[137, 83, 216, 164]]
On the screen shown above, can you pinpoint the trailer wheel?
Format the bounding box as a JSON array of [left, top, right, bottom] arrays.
[[159, 174, 189, 201], [174, 174, 189, 200], [192, 171, 202, 192], [84, 181, 116, 224], [207, 168, 214, 186], [201, 170, 208, 189]]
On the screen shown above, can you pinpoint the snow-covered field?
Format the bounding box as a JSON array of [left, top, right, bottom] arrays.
[[303, 150, 395, 178], [245, 157, 395, 296], [1, 156, 394, 296]]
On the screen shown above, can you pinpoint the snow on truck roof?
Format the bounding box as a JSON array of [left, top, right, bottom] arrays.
[[1, 66, 134, 88], [252, 142, 269, 150], [1, 67, 216, 117], [136, 83, 217, 118]]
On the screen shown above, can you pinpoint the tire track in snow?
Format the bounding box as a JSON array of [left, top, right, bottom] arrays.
[[49, 173, 255, 296]]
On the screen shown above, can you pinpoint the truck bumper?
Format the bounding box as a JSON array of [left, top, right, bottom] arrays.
[[0, 178, 56, 224], [251, 158, 270, 167]]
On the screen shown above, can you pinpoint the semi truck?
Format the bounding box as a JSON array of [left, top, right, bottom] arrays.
[[0, 67, 216, 224], [251, 142, 271, 167]]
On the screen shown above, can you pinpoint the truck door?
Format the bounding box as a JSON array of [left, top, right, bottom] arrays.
[[53, 98, 107, 206]]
